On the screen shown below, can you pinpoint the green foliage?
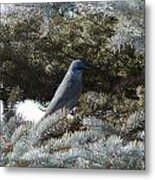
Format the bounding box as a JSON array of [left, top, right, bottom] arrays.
[[0, 109, 144, 169], [0, 1, 145, 169], [0, 1, 144, 106], [79, 86, 144, 131]]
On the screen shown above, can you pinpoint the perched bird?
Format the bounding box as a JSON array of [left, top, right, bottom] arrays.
[[42, 60, 87, 119]]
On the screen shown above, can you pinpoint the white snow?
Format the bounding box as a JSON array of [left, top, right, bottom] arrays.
[[0, 100, 45, 123], [16, 100, 45, 122]]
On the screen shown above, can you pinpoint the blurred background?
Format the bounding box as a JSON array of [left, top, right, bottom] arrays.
[[0, 1, 145, 169]]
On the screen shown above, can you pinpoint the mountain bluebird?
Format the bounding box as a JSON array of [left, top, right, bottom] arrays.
[[43, 60, 87, 119]]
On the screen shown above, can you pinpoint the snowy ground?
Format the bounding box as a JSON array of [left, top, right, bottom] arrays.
[[0, 100, 45, 123]]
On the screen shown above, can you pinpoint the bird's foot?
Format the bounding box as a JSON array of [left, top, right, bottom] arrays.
[[69, 107, 77, 115], [66, 107, 78, 120]]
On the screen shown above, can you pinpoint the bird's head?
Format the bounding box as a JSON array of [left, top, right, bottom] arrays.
[[70, 59, 87, 71], [68, 60, 88, 78]]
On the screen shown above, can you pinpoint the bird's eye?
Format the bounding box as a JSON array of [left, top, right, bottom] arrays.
[[77, 67, 82, 70]]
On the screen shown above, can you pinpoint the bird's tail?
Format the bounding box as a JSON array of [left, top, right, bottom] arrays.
[[40, 111, 52, 121]]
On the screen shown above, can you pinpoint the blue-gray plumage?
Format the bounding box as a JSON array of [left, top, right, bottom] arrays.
[[43, 60, 87, 118]]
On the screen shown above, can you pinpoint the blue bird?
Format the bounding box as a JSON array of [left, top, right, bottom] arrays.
[[43, 60, 87, 119]]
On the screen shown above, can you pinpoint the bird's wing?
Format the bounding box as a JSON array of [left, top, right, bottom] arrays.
[[45, 74, 82, 115]]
